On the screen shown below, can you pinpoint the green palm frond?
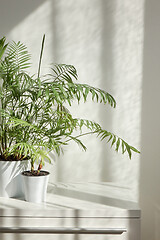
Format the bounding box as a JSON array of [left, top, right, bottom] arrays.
[[0, 41, 31, 78], [59, 116, 140, 159], [66, 82, 116, 107], [42, 69, 116, 107], [7, 41, 31, 70], [0, 35, 140, 171], [95, 129, 140, 159], [0, 37, 8, 60], [65, 135, 87, 151], [8, 103, 140, 159], [7, 142, 33, 158], [6, 142, 51, 165], [50, 64, 78, 83]]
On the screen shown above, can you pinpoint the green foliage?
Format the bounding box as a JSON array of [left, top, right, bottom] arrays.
[[0, 37, 8, 60], [0, 36, 140, 171]]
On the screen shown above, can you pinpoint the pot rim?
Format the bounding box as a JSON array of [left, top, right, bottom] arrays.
[[21, 170, 50, 177], [0, 159, 28, 162]]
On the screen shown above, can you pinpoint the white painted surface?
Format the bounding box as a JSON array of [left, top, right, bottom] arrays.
[[0, 183, 140, 240], [140, 0, 160, 240], [22, 172, 49, 203], [0, 160, 29, 198]]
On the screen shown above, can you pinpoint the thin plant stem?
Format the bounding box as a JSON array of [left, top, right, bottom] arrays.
[[38, 34, 45, 79]]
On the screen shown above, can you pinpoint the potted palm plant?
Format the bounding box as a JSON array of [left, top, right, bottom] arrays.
[[0, 37, 31, 198], [0, 35, 139, 202]]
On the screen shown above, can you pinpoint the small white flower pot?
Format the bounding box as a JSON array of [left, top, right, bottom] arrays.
[[0, 160, 29, 198], [22, 171, 50, 203]]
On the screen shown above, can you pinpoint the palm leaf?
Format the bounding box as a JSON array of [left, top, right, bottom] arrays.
[[0, 36, 140, 167], [42, 69, 116, 108], [50, 64, 78, 83], [5, 40, 31, 73], [0, 37, 8, 60]]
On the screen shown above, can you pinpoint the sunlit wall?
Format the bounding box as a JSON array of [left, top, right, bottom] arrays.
[[140, 0, 160, 239], [0, 0, 144, 201]]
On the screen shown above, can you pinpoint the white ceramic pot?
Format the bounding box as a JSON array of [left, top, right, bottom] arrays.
[[0, 160, 29, 198], [22, 171, 50, 203]]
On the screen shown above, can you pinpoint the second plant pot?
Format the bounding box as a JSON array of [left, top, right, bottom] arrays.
[[0, 160, 29, 198], [21, 171, 50, 203]]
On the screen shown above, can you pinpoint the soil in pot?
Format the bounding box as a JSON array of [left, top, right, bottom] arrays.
[[0, 155, 30, 161], [22, 170, 49, 177]]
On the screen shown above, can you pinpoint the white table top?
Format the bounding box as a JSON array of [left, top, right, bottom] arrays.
[[0, 182, 140, 218]]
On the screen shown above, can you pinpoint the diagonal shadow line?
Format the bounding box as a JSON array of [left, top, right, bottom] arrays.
[[52, 186, 139, 210], [0, 0, 46, 35]]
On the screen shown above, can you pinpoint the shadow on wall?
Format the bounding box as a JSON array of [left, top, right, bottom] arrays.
[[140, 0, 160, 240], [49, 0, 118, 183], [100, 0, 143, 187], [0, 0, 46, 36], [100, 0, 115, 181]]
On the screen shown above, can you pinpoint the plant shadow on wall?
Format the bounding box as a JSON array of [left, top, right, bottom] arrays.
[[0, 35, 140, 202]]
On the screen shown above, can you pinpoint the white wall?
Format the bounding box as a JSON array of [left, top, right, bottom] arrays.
[[140, 0, 160, 239], [0, 0, 148, 236], [0, 0, 142, 196]]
